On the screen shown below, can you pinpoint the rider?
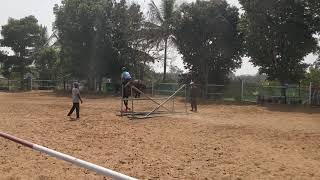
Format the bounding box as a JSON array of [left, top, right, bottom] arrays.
[[121, 67, 132, 112], [121, 67, 132, 87]]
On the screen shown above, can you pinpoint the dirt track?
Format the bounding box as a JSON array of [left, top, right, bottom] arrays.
[[0, 91, 320, 180]]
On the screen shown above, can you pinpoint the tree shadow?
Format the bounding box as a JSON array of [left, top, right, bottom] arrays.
[[261, 104, 320, 114], [53, 90, 117, 99], [194, 99, 320, 114], [196, 100, 256, 106]]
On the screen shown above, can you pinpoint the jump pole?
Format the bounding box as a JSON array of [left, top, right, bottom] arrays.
[[131, 85, 171, 111], [131, 86, 134, 118], [121, 84, 124, 116], [0, 132, 137, 180], [145, 85, 186, 118]]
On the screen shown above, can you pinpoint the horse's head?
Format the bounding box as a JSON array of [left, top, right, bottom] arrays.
[[132, 79, 146, 91]]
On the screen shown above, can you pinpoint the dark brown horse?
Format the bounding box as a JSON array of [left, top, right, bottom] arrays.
[[123, 80, 146, 98], [132, 80, 146, 98], [122, 80, 146, 111]]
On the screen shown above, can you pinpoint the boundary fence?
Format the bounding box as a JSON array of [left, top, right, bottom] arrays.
[[0, 78, 318, 105]]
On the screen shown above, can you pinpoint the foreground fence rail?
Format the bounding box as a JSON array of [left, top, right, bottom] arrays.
[[0, 132, 138, 180]]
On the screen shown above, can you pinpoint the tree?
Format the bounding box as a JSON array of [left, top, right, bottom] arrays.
[[54, 0, 146, 91], [0, 16, 47, 88], [0, 50, 9, 78], [34, 47, 59, 80], [146, 0, 177, 81], [239, 0, 318, 85], [174, 0, 244, 97], [109, 0, 151, 81], [54, 0, 110, 90], [307, 0, 320, 32], [307, 0, 320, 60], [303, 66, 320, 87]]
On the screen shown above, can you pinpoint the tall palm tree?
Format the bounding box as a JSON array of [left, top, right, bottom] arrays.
[[146, 0, 177, 81]]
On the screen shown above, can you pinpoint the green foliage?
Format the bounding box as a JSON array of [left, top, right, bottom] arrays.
[[110, 0, 147, 80], [239, 0, 318, 84], [0, 16, 46, 86], [307, 0, 320, 32], [303, 64, 320, 86], [2, 0, 319, 95], [0, 50, 10, 78], [174, 0, 244, 93]]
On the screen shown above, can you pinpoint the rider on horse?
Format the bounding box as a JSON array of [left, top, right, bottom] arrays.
[[121, 67, 132, 112]]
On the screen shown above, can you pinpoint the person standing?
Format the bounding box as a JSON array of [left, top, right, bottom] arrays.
[[67, 82, 83, 119], [190, 81, 198, 112]]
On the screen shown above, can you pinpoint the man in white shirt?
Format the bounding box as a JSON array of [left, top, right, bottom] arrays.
[[67, 82, 83, 119]]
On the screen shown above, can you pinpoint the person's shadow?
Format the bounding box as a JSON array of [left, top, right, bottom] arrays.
[[69, 117, 77, 121]]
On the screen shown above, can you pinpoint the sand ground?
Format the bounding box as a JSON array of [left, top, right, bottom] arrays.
[[0, 91, 320, 180]]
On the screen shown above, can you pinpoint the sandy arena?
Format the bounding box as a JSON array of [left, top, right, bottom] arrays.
[[0, 91, 320, 180]]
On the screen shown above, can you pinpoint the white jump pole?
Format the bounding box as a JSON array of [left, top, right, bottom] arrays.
[[0, 132, 137, 180]]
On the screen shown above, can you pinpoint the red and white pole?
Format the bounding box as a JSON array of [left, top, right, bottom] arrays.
[[0, 132, 137, 180]]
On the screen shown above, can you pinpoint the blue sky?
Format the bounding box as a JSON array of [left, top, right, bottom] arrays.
[[0, 0, 317, 75]]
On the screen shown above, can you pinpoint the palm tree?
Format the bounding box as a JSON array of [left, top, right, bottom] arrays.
[[146, 0, 177, 81]]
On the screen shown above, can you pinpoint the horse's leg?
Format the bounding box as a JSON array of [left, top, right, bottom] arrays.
[[124, 100, 128, 110], [123, 83, 131, 111]]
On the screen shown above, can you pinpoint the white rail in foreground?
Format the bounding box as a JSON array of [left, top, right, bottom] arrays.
[[0, 132, 138, 180]]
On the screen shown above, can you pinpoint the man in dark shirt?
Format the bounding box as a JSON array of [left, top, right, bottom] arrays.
[[190, 81, 198, 112]]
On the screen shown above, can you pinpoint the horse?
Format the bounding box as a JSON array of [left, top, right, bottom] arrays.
[[131, 80, 147, 98], [122, 79, 146, 111]]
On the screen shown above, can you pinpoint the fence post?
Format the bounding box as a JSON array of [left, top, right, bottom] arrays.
[[241, 80, 244, 101], [185, 85, 188, 113], [151, 82, 154, 97], [7, 79, 10, 91], [309, 82, 312, 105], [172, 92, 175, 112], [30, 78, 33, 91]]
